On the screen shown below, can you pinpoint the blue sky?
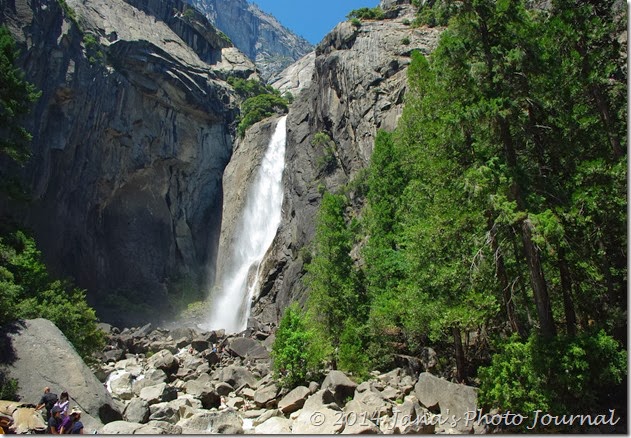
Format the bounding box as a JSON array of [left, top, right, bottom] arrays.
[[251, 0, 381, 45]]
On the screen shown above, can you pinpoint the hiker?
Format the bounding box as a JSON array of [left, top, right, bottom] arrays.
[[60, 407, 83, 434], [69, 408, 84, 434], [54, 391, 70, 417], [35, 387, 58, 420], [47, 407, 63, 434]]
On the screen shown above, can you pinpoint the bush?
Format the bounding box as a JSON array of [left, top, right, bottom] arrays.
[[479, 331, 627, 431], [271, 303, 324, 389], [237, 94, 288, 137], [337, 319, 370, 380], [0, 231, 105, 359], [347, 7, 385, 21]]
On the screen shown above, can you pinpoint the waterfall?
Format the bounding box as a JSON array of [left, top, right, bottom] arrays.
[[206, 116, 287, 333]]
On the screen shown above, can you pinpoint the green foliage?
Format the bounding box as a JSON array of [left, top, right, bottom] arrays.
[[0, 26, 41, 163], [182, 8, 195, 19], [414, 0, 459, 27], [305, 193, 369, 373], [350, 18, 362, 28], [272, 303, 324, 389], [56, 0, 77, 24], [83, 34, 104, 65], [401, 36, 410, 45], [0, 231, 105, 359], [227, 77, 278, 100], [347, 7, 385, 21], [312, 132, 337, 175], [237, 94, 288, 137], [479, 331, 627, 430], [0, 371, 19, 401]]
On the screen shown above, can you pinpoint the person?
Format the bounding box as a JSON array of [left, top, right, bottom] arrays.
[[35, 387, 58, 420], [47, 407, 63, 434], [54, 391, 70, 417], [60, 407, 82, 434], [69, 408, 83, 434]]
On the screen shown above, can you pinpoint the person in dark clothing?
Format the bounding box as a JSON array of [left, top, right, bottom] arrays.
[[47, 407, 63, 434], [69, 408, 83, 435], [36, 387, 58, 420], [60, 407, 81, 434]]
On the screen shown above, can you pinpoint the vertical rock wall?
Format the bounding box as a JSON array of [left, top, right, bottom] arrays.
[[0, 0, 256, 326]]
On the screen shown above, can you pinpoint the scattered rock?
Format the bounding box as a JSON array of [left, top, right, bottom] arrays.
[[278, 385, 310, 414], [322, 370, 358, 407], [414, 372, 478, 433]]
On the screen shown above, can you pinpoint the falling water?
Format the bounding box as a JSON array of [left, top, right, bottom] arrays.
[[206, 116, 287, 333]]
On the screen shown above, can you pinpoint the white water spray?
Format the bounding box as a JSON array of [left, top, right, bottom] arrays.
[[206, 116, 287, 333]]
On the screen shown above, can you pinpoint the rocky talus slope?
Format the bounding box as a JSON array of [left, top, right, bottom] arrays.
[[93, 319, 483, 434], [185, 0, 314, 81], [245, 0, 443, 323], [0, 0, 255, 326]]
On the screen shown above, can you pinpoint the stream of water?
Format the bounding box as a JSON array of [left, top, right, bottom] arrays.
[[205, 116, 287, 333]]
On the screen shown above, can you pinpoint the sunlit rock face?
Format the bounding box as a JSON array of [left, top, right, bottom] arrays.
[[0, 0, 256, 326], [185, 0, 314, 81]]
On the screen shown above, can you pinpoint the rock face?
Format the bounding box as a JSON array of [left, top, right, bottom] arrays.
[[0, 0, 256, 326], [250, 0, 443, 323], [186, 0, 314, 81], [0, 319, 122, 431]]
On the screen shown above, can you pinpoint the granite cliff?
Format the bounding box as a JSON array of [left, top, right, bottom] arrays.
[[0, 0, 255, 325], [185, 0, 314, 81]]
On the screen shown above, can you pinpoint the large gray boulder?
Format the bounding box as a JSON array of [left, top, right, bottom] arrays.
[[414, 372, 478, 433], [278, 385, 311, 414], [322, 370, 357, 407], [255, 416, 293, 434], [183, 379, 221, 409], [178, 410, 244, 434], [123, 397, 150, 424], [0, 319, 122, 430], [213, 365, 257, 388], [100, 420, 144, 434], [147, 350, 179, 375]]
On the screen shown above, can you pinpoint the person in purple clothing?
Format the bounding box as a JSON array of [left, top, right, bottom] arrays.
[[59, 407, 82, 434]]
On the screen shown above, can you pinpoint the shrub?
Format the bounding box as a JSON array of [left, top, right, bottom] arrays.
[[271, 303, 324, 389], [401, 36, 410, 45], [0, 231, 105, 359], [347, 7, 385, 21], [479, 331, 627, 431], [350, 18, 362, 28], [237, 94, 288, 137]]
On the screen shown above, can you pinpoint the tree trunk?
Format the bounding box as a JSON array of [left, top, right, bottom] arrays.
[[487, 213, 524, 336], [452, 327, 467, 383], [521, 218, 556, 338], [557, 247, 577, 337]]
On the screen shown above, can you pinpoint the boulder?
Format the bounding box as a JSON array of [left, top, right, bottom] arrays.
[[10, 407, 47, 434], [123, 397, 150, 424], [214, 365, 257, 388], [191, 338, 209, 352], [139, 383, 170, 405], [322, 370, 357, 406], [0, 319, 122, 429], [227, 337, 269, 360], [147, 350, 179, 375], [278, 385, 311, 414], [183, 379, 221, 409], [110, 372, 135, 400], [302, 388, 338, 412], [100, 420, 144, 434], [142, 420, 182, 434], [414, 372, 478, 433], [178, 410, 244, 434], [293, 407, 344, 434], [148, 402, 179, 423], [253, 408, 283, 426], [215, 382, 234, 396], [255, 416, 293, 434], [253, 383, 278, 408]]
